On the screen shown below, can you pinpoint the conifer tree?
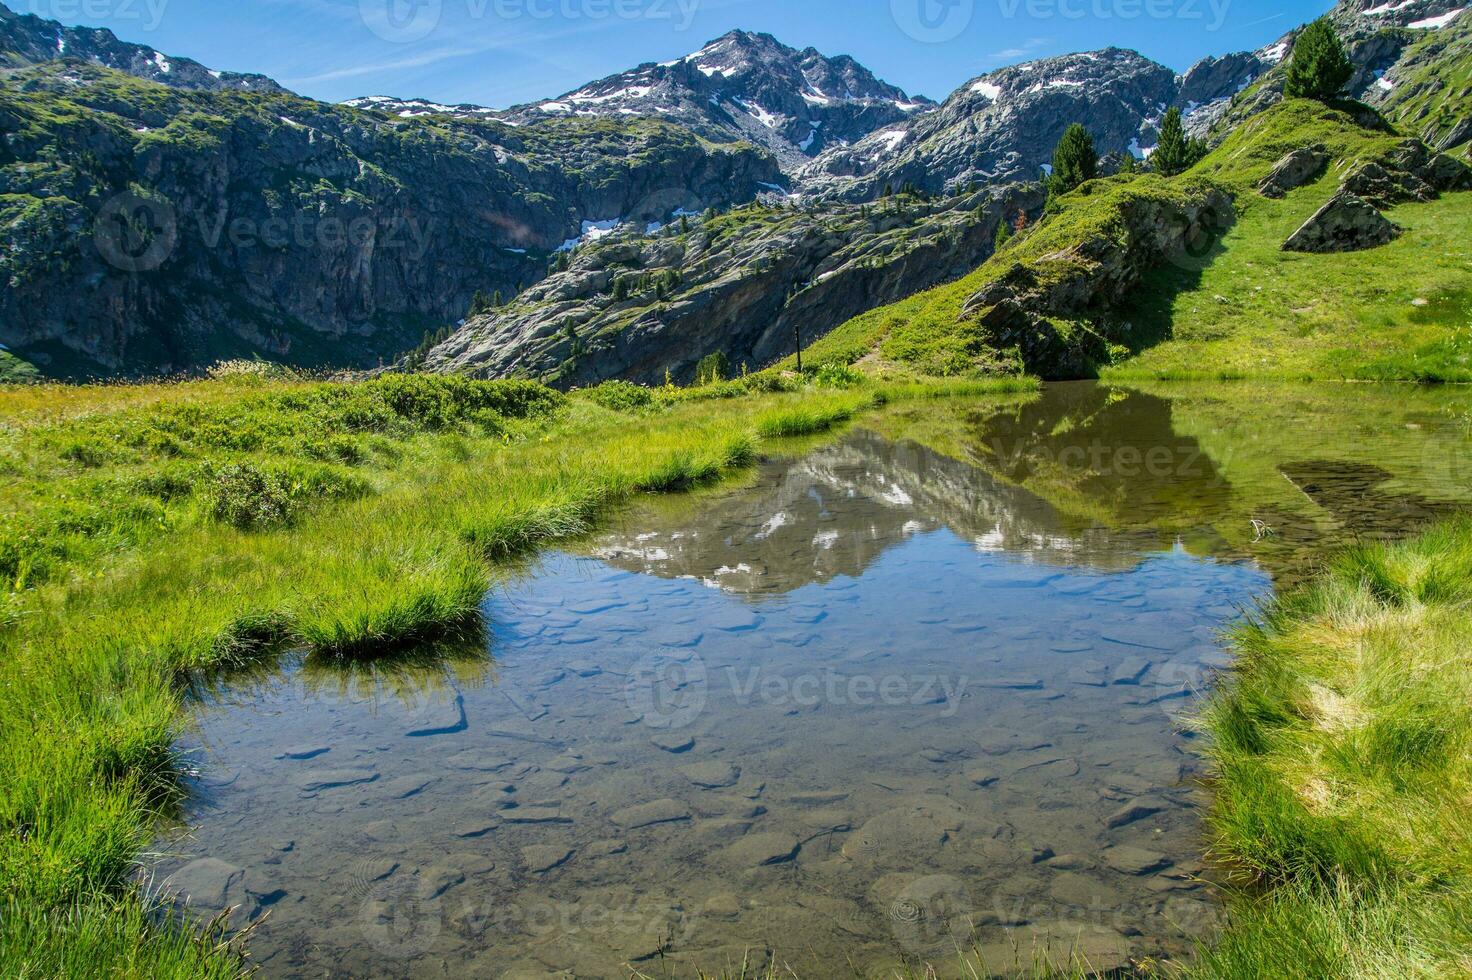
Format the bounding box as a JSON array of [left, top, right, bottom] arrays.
[[993, 218, 1012, 252], [1152, 108, 1191, 177], [1284, 19, 1353, 100], [1049, 124, 1097, 199]]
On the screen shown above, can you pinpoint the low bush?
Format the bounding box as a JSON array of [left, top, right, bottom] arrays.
[[579, 380, 656, 412]]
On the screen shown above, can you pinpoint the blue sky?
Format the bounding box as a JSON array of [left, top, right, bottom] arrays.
[[20, 0, 1333, 105]]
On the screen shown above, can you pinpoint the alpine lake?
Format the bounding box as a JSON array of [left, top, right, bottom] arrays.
[[151, 381, 1472, 978]]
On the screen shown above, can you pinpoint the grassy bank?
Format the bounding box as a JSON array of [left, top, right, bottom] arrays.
[[1193, 519, 1472, 977], [0, 370, 1026, 976]]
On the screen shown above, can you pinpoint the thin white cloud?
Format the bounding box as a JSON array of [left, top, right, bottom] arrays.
[[982, 36, 1050, 64]]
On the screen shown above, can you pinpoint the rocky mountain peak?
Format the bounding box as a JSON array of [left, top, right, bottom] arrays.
[[0, 0, 283, 92], [801, 47, 1178, 199], [349, 29, 932, 173]]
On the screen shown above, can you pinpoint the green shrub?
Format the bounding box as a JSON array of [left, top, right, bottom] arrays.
[[206, 463, 294, 529], [811, 361, 865, 389], [205, 462, 365, 530], [581, 380, 656, 412], [695, 352, 729, 385]]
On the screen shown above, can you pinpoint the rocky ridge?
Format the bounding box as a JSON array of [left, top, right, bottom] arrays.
[[348, 30, 934, 174], [424, 184, 1044, 386], [0, 60, 779, 376], [0, 2, 282, 93]]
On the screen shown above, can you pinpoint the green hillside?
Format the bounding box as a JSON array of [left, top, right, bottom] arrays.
[[1110, 99, 1472, 382], [799, 99, 1470, 384]]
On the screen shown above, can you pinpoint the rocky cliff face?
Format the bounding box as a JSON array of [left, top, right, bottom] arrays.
[[348, 30, 934, 175], [0, 61, 780, 376], [424, 184, 1044, 386], [1362, 8, 1472, 150], [0, 2, 282, 93]]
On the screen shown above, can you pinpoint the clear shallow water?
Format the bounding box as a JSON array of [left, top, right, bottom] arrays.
[[153, 382, 1472, 978]]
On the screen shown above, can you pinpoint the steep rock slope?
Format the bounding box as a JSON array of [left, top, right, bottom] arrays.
[[1366, 8, 1472, 149], [789, 101, 1468, 384], [790, 175, 1236, 377], [349, 30, 934, 174], [0, 62, 779, 377], [425, 184, 1042, 386]]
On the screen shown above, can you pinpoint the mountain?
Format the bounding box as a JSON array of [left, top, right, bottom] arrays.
[[0, 2, 283, 93], [0, 58, 779, 377], [797, 42, 1300, 200], [1205, 0, 1470, 138], [1366, 5, 1472, 148], [348, 30, 934, 173], [422, 183, 1042, 386]]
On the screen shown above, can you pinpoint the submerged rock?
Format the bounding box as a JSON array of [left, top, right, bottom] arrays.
[[651, 734, 695, 754], [294, 768, 379, 793], [1282, 192, 1400, 253], [720, 832, 800, 867], [677, 762, 741, 789], [611, 799, 691, 829], [1103, 845, 1172, 875], [521, 846, 575, 873]]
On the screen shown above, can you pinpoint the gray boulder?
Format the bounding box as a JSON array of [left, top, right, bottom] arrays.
[[1282, 192, 1400, 253], [1257, 145, 1329, 198]]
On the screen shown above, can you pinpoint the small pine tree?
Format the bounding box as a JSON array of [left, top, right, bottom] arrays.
[[881, 183, 894, 199], [490, 290, 503, 308], [1013, 210, 1028, 235], [1117, 152, 1140, 175], [1284, 19, 1353, 101], [1152, 107, 1191, 177], [993, 218, 1012, 253], [695, 351, 728, 385], [1049, 124, 1097, 200], [679, 215, 690, 235], [468, 289, 491, 317]]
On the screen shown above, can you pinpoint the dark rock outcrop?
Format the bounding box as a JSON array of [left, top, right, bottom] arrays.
[[425, 184, 1044, 386], [1340, 139, 1472, 206], [959, 183, 1236, 376], [1258, 145, 1330, 198], [1282, 192, 1400, 253]]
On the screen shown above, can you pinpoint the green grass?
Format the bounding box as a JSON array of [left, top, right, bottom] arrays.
[[754, 391, 878, 437], [0, 371, 1010, 977], [1104, 99, 1472, 382], [1191, 519, 1472, 977]]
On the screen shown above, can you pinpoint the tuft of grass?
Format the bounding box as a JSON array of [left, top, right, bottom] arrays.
[[1193, 517, 1472, 977], [755, 393, 875, 438]]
